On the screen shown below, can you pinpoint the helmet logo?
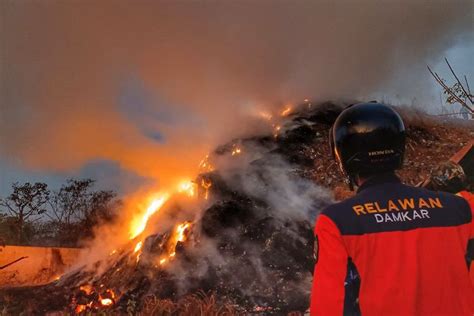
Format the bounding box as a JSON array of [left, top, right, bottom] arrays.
[[368, 149, 395, 156]]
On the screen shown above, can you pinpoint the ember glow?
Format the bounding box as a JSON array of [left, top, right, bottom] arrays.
[[231, 146, 242, 156], [129, 194, 169, 239], [281, 105, 292, 116], [199, 154, 214, 172], [79, 284, 93, 295], [99, 289, 115, 307], [100, 298, 113, 306], [175, 222, 191, 243], [157, 221, 192, 266], [73, 286, 116, 312], [201, 178, 212, 200], [75, 305, 87, 313], [273, 125, 281, 138]]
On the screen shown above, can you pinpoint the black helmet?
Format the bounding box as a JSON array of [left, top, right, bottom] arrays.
[[331, 102, 406, 182]]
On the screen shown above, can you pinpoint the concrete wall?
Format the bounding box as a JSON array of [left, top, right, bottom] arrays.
[[0, 245, 82, 287], [1, 245, 473, 288]]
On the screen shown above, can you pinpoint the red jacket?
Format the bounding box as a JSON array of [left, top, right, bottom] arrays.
[[311, 174, 474, 315]]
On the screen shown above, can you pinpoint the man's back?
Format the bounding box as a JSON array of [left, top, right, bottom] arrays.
[[311, 174, 474, 315]]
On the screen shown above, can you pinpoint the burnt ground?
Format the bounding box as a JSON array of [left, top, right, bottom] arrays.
[[0, 101, 473, 315]]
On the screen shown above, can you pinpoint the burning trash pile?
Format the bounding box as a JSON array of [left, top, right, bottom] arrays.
[[1, 101, 473, 315]]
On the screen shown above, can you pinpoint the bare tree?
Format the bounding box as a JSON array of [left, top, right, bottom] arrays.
[[0, 179, 119, 246], [0, 182, 50, 243], [46, 179, 95, 226], [45, 178, 118, 246], [80, 189, 119, 240], [428, 58, 473, 118]]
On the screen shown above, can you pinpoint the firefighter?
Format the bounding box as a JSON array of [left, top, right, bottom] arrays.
[[311, 102, 474, 315]]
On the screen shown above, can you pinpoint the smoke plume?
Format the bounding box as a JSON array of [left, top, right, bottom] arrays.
[[1, 0, 472, 187]]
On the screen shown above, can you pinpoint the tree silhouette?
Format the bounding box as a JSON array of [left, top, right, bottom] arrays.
[[0, 182, 50, 243], [46, 179, 118, 246]]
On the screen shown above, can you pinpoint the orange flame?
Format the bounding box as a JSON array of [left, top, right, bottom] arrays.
[[128, 182, 197, 267], [201, 178, 212, 200], [157, 221, 192, 266], [75, 305, 87, 313], [129, 194, 169, 239], [178, 180, 196, 197], [199, 154, 214, 172], [74, 285, 116, 311], [80, 284, 93, 295], [175, 222, 191, 243], [134, 241, 143, 253], [281, 105, 292, 116]]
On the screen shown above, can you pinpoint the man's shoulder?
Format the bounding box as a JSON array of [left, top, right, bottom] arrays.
[[405, 185, 469, 206], [319, 195, 364, 230], [321, 195, 361, 217], [457, 191, 474, 206]]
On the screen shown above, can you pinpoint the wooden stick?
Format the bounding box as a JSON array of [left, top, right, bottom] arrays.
[[464, 75, 472, 96], [0, 256, 29, 270], [445, 58, 473, 104], [427, 66, 473, 113]]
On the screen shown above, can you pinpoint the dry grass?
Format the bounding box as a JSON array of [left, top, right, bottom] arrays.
[[140, 291, 241, 316]]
